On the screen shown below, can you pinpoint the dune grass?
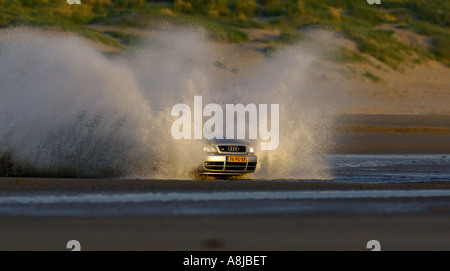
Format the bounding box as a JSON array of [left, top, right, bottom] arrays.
[[340, 22, 429, 69], [103, 30, 142, 45], [0, 0, 448, 66], [362, 71, 381, 83], [404, 21, 450, 65]]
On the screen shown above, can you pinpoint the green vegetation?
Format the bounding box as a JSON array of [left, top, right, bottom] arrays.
[[104, 30, 142, 45], [278, 32, 304, 44], [433, 35, 450, 61], [0, 0, 448, 67], [347, 3, 394, 25], [340, 22, 428, 69], [404, 21, 450, 64], [362, 71, 381, 83], [333, 47, 368, 64]]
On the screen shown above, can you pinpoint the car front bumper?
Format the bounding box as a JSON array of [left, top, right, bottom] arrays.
[[201, 153, 257, 175]]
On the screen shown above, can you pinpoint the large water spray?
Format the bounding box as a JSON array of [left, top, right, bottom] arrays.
[[0, 27, 343, 179]]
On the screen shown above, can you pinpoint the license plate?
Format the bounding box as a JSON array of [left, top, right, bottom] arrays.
[[227, 156, 247, 163]]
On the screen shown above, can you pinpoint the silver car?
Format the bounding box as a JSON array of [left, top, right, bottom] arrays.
[[197, 139, 257, 177]]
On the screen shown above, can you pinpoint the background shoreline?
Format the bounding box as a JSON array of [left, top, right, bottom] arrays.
[[335, 114, 450, 154]]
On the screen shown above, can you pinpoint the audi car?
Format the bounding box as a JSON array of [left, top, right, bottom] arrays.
[[196, 139, 257, 177]]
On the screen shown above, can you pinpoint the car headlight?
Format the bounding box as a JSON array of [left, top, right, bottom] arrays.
[[203, 145, 217, 153], [247, 146, 254, 153]]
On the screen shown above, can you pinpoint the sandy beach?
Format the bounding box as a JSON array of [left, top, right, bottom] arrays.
[[0, 215, 449, 251], [1, 26, 449, 251], [0, 112, 449, 251], [0, 176, 449, 251], [335, 114, 450, 153]]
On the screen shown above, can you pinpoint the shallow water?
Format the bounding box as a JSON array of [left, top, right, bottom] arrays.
[[0, 154, 449, 217], [328, 154, 450, 184], [1, 189, 450, 205]]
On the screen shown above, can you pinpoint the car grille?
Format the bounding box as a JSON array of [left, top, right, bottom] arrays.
[[225, 162, 247, 171], [204, 161, 224, 170], [218, 145, 246, 153], [205, 161, 257, 172]]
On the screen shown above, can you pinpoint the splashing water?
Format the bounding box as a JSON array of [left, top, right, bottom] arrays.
[[0, 27, 344, 179]]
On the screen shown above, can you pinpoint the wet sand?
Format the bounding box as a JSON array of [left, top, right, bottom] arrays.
[[1, 178, 450, 193], [335, 114, 450, 154], [1, 114, 449, 251], [0, 215, 449, 251], [0, 178, 449, 250]]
